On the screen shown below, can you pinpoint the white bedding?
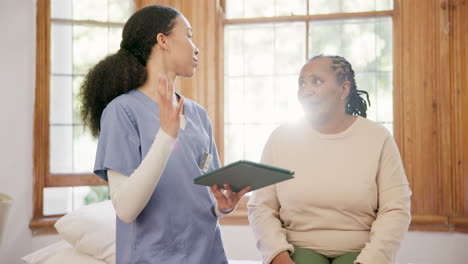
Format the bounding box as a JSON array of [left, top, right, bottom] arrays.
[[22, 201, 262, 264], [22, 240, 106, 264], [22, 240, 261, 264]]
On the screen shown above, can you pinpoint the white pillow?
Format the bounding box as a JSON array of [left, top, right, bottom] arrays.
[[22, 241, 107, 264], [54, 200, 116, 263]]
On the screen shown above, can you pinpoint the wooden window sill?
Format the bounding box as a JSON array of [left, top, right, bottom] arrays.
[[30, 216, 61, 236], [29, 214, 468, 238]]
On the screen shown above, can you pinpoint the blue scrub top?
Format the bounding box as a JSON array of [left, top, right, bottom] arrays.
[[94, 89, 228, 264]]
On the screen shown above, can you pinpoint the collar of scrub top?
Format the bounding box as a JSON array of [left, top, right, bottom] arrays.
[[133, 89, 192, 131]]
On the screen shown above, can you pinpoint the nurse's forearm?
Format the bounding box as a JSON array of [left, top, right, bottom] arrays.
[[108, 129, 176, 224]]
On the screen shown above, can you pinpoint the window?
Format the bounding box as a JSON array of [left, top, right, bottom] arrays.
[[224, 0, 394, 165], [33, 0, 134, 224]]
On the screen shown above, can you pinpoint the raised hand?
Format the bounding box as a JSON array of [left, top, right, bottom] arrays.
[[157, 75, 184, 138]]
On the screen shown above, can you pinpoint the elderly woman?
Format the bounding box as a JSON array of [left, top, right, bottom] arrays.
[[248, 55, 411, 264]]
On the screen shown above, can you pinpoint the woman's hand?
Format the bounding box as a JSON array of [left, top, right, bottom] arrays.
[[271, 251, 295, 264], [157, 75, 184, 138], [210, 184, 251, 213]]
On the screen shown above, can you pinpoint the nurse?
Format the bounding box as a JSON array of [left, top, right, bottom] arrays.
[[79, 5, 250, 264]]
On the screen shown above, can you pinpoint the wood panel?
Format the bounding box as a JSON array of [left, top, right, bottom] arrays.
[[399, 0, 452, 225], [46, 174, 107, 187], [393, 0, 403, 157], [435, 0, 454, 223], [185, 0, 225, 163], [33, 0, 50, 220], [451, 0, 468, 228]]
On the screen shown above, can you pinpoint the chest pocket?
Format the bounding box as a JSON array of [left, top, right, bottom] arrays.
[[181, 124, 211, 170]]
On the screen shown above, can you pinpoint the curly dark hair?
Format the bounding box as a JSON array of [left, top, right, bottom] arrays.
[[79, 5, 180, 137], [309, 54, 371, 117]]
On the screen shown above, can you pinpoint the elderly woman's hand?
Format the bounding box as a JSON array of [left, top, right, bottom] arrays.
[[210, 184, 251, 213]]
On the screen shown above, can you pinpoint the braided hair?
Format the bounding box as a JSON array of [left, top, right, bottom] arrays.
[[309, 54, 371, 118]]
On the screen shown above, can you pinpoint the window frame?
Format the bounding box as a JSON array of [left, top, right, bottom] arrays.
[[219, 0, 401, 225], [31, 0, 133, 233]]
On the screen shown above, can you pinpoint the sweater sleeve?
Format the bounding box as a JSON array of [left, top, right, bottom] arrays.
[[355, 134, 412, 264], [248, 132, 294, 264]]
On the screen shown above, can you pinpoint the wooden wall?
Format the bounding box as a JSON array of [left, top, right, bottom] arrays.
[[395, 0, 468, 232], [451, 0, 468, 232]]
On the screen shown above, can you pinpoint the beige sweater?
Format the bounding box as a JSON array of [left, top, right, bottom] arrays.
[[248, 117, 411, 264]]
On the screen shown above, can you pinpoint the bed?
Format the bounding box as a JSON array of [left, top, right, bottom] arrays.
[[22, 200, 261, 264]]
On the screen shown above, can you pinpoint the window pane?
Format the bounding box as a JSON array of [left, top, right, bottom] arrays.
[[234, 0, 276, 18], [109, 27, 124, 52], [225, 27, 244, 76], [52, 0, 107, 21], [49, 75, 98, 174], [73, 126, 98, 173], [74, 1, 108, 22], [73, 25, 111, 75], [50, 125, 73, 173], [51, 0, 72, 20], [275, 75, 304, 123], [355, 72, 377, 120], [78, 0, 108, 20], [49, 1, 128, 176], [243, 77, 275, 123], [309, 0, 393, 15], [224, 124, 277, 165], [225, 22, 306, 77], [376, 0, 394, 11], [109, 0, 134, 23], [309, 17, 392, 71], [43, 186, 109, 215], [225, 0, 307, 19], [224, 124, 245, 165], [51, 23, 73, 75], [43, 187, 72, 215], [275, 0, 308, 16], [224, 22, 307, 163], [72, 76, 84, 124], [244, 25, 275, 76], [375, 72, 393, 123], [375, 19, 393, 71], [72, 25, 123, 75], [52, 0, 132, 22], [244, 124, 277, 162], [225, 77, 245, 124], [50, 76, 73, 124], [72, 186, 110, 209], [274, 23, 306, 75], [225, 0, 244, 19]]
